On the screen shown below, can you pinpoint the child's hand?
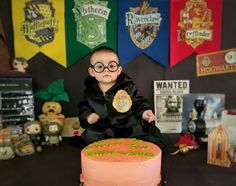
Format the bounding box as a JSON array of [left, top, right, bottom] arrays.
[[87, 113, 100, 124], [142, 110, 156, 123]]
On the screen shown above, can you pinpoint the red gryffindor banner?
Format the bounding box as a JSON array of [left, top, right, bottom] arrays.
[[170, 0, 222, 68]]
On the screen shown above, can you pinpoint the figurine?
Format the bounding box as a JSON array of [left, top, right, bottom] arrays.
[[189, 108, 197, 120], [12, 57, 28, 72], [24, 121, 43, 152], [14, 134, 35, 156], [0, 143, 15, 160], [0, 128, 15, 160], [43, 122, 63, 146], [204, 108, 212, 120], [38, 101, 65, 126], [213, 112, 218, 119], [35, 79, 69, 136]]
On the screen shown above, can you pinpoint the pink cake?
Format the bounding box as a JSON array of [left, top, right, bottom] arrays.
[[80, 138, 162, 186]]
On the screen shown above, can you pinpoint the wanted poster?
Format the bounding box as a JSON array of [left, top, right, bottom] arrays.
[[154, 80, 190, 133]]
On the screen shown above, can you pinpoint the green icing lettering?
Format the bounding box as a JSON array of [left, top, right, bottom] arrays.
[[141, 145, 149, 149], [95, 143, 104, 147], [108, 150, 113, 154], [135, 151, 145, 156], [128, 144, 149, 149], [84, 146, 93, 150], [128, 151, 135, 156], [95, 150, 106, 155], [86, 152, 95, 156], [144, 152, 156, 157], [121, 150, 127, 155], [113, 150, 119, 155], [85, 138, 157, 157]]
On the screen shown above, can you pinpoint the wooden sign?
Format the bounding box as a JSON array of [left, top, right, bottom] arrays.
[[196, 48, 236, 77]]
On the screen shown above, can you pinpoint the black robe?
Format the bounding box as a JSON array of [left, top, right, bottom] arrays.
[[78, 73, 165, 150]]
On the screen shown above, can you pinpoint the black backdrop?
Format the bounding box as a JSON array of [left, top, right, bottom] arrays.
[[1, 0, 236, 120]]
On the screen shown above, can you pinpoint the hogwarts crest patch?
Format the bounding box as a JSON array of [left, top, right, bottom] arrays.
[[112, 90, 132, 113]]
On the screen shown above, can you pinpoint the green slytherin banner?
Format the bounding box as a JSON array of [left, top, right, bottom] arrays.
[[66, 0, 117, 67]]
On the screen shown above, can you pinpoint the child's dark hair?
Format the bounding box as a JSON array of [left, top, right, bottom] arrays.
[[91, 46, 116, 55], [89, 47, 118, 65]]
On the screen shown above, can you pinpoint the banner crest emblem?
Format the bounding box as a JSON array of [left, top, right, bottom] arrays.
[[125, 0, 162, 49], [73, 0, 111, 49], [178, 0, 213, 48], [21, 0, 58, 47]]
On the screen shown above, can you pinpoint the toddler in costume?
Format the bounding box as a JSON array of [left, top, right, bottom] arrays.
[[78, 47, 164, 150]]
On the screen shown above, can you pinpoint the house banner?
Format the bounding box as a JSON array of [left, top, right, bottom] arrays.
[[66, 0, 117, 67], [118, 0, 170, 67], [170, 0, 223, 68], [12, 0, 67, 67]]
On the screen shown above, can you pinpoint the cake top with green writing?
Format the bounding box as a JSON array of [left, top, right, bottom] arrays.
[[81, 138, 161, 162]]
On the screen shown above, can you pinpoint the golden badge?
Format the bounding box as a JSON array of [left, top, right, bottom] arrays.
[[112, 90, 132, 113]]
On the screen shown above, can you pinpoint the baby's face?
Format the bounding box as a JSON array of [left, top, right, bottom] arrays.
[[89, 50, 122, 85]]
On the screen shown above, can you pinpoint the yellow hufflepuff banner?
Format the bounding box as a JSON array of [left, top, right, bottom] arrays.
[[12, 0, 67, 67]]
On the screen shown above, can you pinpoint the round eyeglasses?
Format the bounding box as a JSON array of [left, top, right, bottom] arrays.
[[90, 61, 120, 73]]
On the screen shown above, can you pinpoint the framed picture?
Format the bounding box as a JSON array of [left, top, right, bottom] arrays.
[[182, 93, 225, 132]]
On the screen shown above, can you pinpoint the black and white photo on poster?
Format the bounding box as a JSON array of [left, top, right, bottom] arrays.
[[154, 80, 190, 133]]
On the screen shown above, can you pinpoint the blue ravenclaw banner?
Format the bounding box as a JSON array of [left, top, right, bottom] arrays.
[[118, 0, 170, 67], [12, 0, 67, 67], [66, 0, 117, 67]]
